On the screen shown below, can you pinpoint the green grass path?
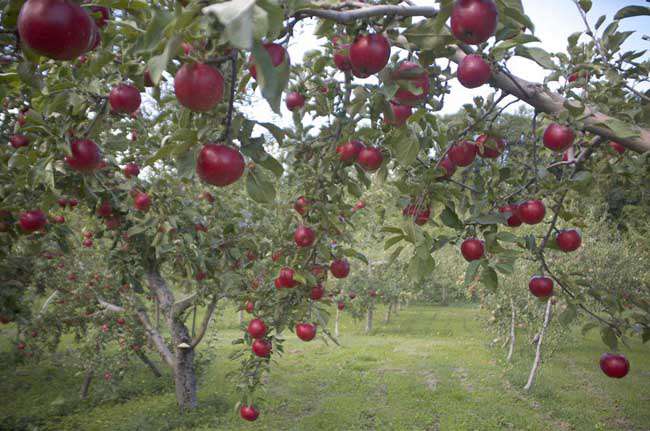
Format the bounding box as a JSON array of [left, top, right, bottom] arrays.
[[1, 305, 648, 430]]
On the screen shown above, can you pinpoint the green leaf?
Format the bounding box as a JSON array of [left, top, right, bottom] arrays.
[[386, 128, 420, 166], [559, 305, 577, 326], [464, 260, 480, 286], [251, 40, 290, 113], [256, 121, 285, 145], [440, 207, 464, 230], [246, 169, 276, 204], [593, 119, 641, 140], [515, 46, 556, 69], [600, 327, 618, 351], [147, 34, 182, 85], [614, 6, 650, 20], [578, 0, 592, 13], [132, 9, 173, 55], [384, 235, 404, 250], [594, 15, 606, 30], [202, 0, 256, 49], [480, 266, 498, 291]]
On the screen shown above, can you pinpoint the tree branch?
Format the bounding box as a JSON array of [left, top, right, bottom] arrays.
[[190, 295, 220, 349], [293, 4, 438, 23], [135, 305, 175, 367]]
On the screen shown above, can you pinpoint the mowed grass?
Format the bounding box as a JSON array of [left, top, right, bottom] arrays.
[[1, 304, 649, 431]]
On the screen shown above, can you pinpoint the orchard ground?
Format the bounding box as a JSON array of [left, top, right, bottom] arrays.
[[1, 304, 649, 431]]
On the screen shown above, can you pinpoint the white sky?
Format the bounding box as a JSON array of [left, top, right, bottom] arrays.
[[241, 0, 649, 127]]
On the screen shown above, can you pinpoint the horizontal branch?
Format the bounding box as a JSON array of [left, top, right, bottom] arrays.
[[294, 4, 438, 23], [97, 298, 125, 313]]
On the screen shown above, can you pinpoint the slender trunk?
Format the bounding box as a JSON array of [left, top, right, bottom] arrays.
[[135, 349, 162, 377], [334, 308, 340, 338], [384, 302, 392, 324], [396, 301, 401, 313], [80, 369, 93, 400], [507, 297, 516, 363], [238, 310, 244, 325], [365, 305, 373, 334], [442, 285, 448, 305], [524, 299, 553, 391]]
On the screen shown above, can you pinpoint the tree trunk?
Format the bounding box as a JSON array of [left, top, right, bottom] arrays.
[[334, 308, 340, 338], [238, 309, 244, 325], [365, 305, 373, 334], [135, 349, 162, 377], [384, 302, 392, 324], [171, 319, 198, 410], [396, 301, 401, 313], [524, 299, 553, 391], [80, 369, 93, 400], [507, 297, 516, 363], [442, 285, 448, 305]]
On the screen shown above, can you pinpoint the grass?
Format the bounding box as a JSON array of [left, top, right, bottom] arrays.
[[1, 304, 649, 430]]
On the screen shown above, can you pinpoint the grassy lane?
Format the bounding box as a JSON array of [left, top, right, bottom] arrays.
[[1, 305, 648, 430]]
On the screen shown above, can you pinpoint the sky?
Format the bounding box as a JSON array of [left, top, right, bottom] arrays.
[[240, 0, 649, 128]]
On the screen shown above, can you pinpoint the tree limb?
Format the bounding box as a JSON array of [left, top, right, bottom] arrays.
[[135, 306, 175, 367], [293, 4, 438, 23], [190, 295, 220, 349]]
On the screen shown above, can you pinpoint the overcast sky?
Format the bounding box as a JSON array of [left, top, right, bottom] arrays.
[[240, 0, 649, 127]]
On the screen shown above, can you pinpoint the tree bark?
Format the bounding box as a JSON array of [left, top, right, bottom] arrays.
[[365, 305, 373, 334], [80, 369, 93, 400], [384, 302, 392, 324], [507, 297, 516, 363], [171, 318, 198, 410], [238, 309, 244, 325], [442, 285, 448, 306], [334, 308, 340, 338], [524, 299, 553, 391], [135, 349, 162, 378]]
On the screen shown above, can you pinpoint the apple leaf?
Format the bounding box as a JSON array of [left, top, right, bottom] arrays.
[[246, 169, 276, 204], [559, 305, 578, 326], [480, 266, 498, 291], [251, 40, 290, 113], [464, 260, 481, 286], [578, 0, 592, 13], [600, 327, 618, 351], [515, 46, 556, 69], [440, 207, 464, 230], [203, 0, 256, 50], [614, 6, 650, 20], [147, 34, 182, 85]]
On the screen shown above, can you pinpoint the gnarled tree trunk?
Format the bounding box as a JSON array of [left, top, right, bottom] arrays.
[[171, 319, 197, 410]]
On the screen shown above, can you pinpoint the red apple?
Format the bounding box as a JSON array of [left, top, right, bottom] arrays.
[[240, 405, 259, 421], [450, 0, 498, 45], [499, 205, 522, 227], [83, 238, 93, 247], [109, 83, 141, 114], [196, 144, 245, 187], [252, 339, 271, 357], [294, 225, 316, 248], [334, 44, 352, 71], [96, 200, 112, 218], [517, 200, 546, 225], [352, 200, 365, 212], [555, 229, 581, 252], [19, 210, 47, 232], [248, 43, 288, 80], [65, 139, 101, 172], [278, 267, 298, 288], [543, 123, 575, 152], [295, 323, 317, 341], [134, 192, 151, 212], [357, 146, 383, 171], [349, 34, 391, 76], [195, 271, 207, 282], [247, 318, 267, 339], [392, 61, 430, 104], [476, 135, 505, 158], [285, 92, 305, 111], [174, 63, 224, 112], [448, 141, 478, 167], [294, 196, 310, 215], [461, 238, 484, 261], [337, 301, 345, 311], [609, 142, 626, 154], [440, 156, 456, 178], [245, 301, 254, 313], [18, 0, 95, 60], [330, 259, 350, 279], [599, 353, 629, 378], [457, 54, 491, 88], [310, 284, 324, 300], [528, 276, 553, 298], [105, 216, 121, 230], [123, 163, 140, 178], [336, 140, 365, 163], [568, 70, 589, 83], [52, 215, 65, 224], [10, 134, 29, 149], [384, 102, 412, 127]]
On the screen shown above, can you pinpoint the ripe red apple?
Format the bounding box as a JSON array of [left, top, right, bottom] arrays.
[[392, 61, 430, 104], [543, 123, 575, 152], [517, 200, 546, 225], [105, 216, 121, 230], [69, 199, 78, 207], [457, 54, 491, 88], [330, 259, 350, 278], [10, 134, 29, 149], [599, 353, 629, 378], [337, 301, 345, 310], [65, 139, 101, 172], [461, 238, 484, 261], [174, 63, 224, 112], [252, 339, 271, 357], [248, 43, 288, 80], [195, 271, 207, 282], [294, 225, 316, 248], [476, 135, 505, 158], [294, 196, 310, 216], [285, 92, 305, 111], [555, 229, 581, 252], [450, 0, 498, 45], [499, 205, 522, 227], [278, 267, 298, 288], [336, 140, 365, 163], [134, 192, 151, 212], [116, 317, 125, 325], [369, 290, 377, 298], [0, 316, 11, 324], [83, 238, 93, 247], [247, 318, 267, 339], [357, 146, 383, 171], [609, 142, 626, 154], [245, 301, 254, 314], [18, 0, 95, 60], [448, 141, 478, 167], [440, 156, 456, 178], [19, 210, 47, 232], [57, 198, 68, 208], [414, 208, 431, 225], [334, 44, 352, 71], [52, 215, 65, 224], [568, 70, 589, 83], [385, 102, 412, 127], [240, 405, 259, 421], [310, 284, 324, 300], [181, 42, 193, 56], [295, 323, 317, 341], [352, 200, 365, 212], [96, 200, 112, 218], [123, 163, 140, 178], [109, 83, 141, 114], [528, 276, 553, 298], [196, 144, 245, 186], [349, 34, 391, 76]]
